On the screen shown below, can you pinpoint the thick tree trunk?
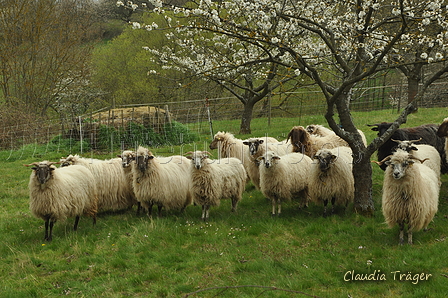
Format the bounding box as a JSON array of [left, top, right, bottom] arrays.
[[240, 100, 255, 134], [352, 153, 375, 216]]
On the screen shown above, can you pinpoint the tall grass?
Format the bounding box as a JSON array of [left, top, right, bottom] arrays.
[[1, 108, 447, 297]]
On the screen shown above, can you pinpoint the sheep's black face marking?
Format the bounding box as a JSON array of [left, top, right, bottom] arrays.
[[243, 140, 264, 155], [137, 155, 153, 172], [315, 153, 336, 172], [33, 165, 54, 185]]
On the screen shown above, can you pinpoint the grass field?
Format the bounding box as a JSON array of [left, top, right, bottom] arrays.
[[1, 107, 448, 297]]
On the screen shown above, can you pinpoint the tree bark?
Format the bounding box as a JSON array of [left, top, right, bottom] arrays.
[[352, 153, 375, 216], [240, 100, 255, 134]]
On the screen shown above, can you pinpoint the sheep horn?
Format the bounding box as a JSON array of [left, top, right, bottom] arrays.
[[23, 162, 40, 167], [372, 155, 392, 166], [409, 155, 429, 164]]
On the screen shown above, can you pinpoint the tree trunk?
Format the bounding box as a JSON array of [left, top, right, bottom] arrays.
[[240, 100, 255, 134], [352, 153, 375, 216]]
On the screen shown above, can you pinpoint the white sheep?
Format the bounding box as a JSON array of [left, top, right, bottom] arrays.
[[308, 147, 354, 217], [306, 124, 368, 147], [257, 151, 312, 216], [132, 146, 192, 217], [392, 138, 441, 178], [209, 131, 251, 180], [374, 150, 440, 245], [118, 150, 142, 214], [242, 137, 292, 189], [186, 151, 247, 221], [25, 161, 98, 241], [60, 154, 138, 213]]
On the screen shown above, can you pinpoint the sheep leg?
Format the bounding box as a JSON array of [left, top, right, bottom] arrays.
[[146, 202, 154, 218], [92, 215, 97, 227], [323, 199, 328, 217], [44, 219, 54, 242], [73, 215, 80, 231], [201, 205, 210, 221], [277, 200, 282, 216], [136, 202, 142, 216], [331, 197, 336, 215], [231, 196, 239, 213], [407, 224, 413, 245], [271, 200, 276, 217], [399, 222, 405, 245], [157, 204, 163, 217]]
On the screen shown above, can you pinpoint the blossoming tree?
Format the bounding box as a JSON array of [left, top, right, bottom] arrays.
[[136, 0, 448, 215]]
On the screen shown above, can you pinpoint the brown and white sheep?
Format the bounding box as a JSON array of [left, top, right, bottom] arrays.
[[286, 126, 350, 158], [186, 151, 246, 221], [25, 161, 98, 241], [374, 150, 440, 245], [257, 151, 312, 216]]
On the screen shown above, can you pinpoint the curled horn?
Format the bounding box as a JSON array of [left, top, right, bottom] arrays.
[[409, 155, 429, 164], [371, 155, 392, 166]]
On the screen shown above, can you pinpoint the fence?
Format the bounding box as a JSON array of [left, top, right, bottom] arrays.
[[1, 82, 447, 152]]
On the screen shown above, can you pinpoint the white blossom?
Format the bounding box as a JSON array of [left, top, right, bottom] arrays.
[[420, 52, 428, 59]]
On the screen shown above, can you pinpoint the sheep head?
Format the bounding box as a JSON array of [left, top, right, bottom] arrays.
[[24, 161, 59, 185], [257, 151, 280, 169], [185, 151, 211, 169], [243, 138, 265, 155], [367, 122, 392, 137], [119, 150, 136, 168], [313, 149, 337, 172], [286, 126, 309, 154], [59, 154, 78, 167], [135, 146, 153, 173], [392, 138, 422, 152], [436, 117, 448, 137], [209, 131, 230, 150]]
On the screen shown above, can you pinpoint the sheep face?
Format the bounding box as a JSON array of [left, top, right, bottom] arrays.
[[60, 154, 76, 167], [386, 158, 414, 180], [136, 152, 154, 173], [27, 162, 56, 185], [120, 151, 135, 168], [209, 132, 226, 150], [313, 150, 337, 172], [258, 151, 280, 169], [306, 125, 318, 134], [243, 138, 264, 155], [188, 151, 208, 170], [286, 126, 308, 147]]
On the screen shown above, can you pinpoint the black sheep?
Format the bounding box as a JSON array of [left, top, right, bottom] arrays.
[[368, 122, 447, 173]]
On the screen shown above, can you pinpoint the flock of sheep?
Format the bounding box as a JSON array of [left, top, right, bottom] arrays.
[[25, 118, 448, 245]]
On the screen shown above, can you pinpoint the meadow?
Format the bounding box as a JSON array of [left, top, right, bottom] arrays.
[[1, 107, 447, 297]]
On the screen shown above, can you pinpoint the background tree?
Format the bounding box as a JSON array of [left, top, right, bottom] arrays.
[[0, 0, 100, 117], [143, 0, 448, 215]]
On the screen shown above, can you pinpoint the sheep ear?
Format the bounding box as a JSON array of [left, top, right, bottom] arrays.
[[272, 156, 280, 160], [257, 156, 264, 161], [385, 160, 391, 166], [117, 155, 122, 158], [242, 141, 250, 145], [331, 154, 337, 160], [410, 146, 418, 151], [259, 140, 264, 144], [148, 155, 155, 160], [408, 160, 415, 166]]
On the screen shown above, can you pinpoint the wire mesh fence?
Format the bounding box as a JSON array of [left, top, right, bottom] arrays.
[[1, 82, 447, 155]]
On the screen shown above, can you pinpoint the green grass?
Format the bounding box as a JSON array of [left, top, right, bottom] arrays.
[[1, 108, 448, 297]]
